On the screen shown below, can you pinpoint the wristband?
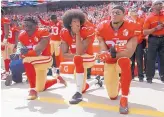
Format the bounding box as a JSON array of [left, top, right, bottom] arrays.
[[109, 47, 116, 58]]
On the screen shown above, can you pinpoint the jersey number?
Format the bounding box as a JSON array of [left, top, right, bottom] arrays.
[[8, 30, 12, 38], [51, 27, 59, 35]]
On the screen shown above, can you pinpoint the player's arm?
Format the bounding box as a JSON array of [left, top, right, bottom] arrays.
[[76, 28, 95, 55], [143, 27, 157, 36], [143, 24, 164, 35], [97, 36, 108, 52], [34, 36, 50, 56], [75, 34, 93, 55], [116, 36, 138, 58], [37, 15, 50, 26], [96, 21, 108, 52], [82, 37, 92, 52], [61, 40, 75, 61], [143, 19, 164, 36], [97, 36, 137, 63], [21, 36, 50, 57]]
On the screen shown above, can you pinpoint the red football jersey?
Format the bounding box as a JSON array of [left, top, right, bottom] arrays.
[[96, 20, 136, 49], [19, 28, 51, 56], [83, 20, 95, 28], [143, 11, 164, 36], [60, 26, 95, 55], [49, 21, 62, 41], [39, 18, 62, 41]]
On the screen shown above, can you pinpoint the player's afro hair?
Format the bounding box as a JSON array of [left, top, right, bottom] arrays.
[[62, 9, 85, 31], [24, 17, 38, 25]]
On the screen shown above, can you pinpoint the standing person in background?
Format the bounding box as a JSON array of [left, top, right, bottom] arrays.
[[38, 14, 63, 78], [4, 19, 20, 86], [128, 6, 145, 82], [143, 1, 164, 83], [1, 9, 11, 80]]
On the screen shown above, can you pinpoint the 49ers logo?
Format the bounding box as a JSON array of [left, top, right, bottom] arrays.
[[123, 29, 129, 36]]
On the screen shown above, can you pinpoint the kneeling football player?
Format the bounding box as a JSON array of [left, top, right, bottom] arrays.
[[96, 6, 138, 114], [19, 17, 67, 100], [60, 9, 103, 104]]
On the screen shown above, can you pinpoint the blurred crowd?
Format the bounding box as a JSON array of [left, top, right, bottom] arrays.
[[4, 1, 153, 28]]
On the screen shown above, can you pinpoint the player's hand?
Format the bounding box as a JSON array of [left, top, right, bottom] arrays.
[[109, 46, 117, 58], [98, 51, 117, 64], [155, 24, 164, 31], [94, 53, 100, 60], [109, 44, 126, 58]]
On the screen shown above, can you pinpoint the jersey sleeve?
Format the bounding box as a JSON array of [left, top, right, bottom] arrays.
[[39, 28, 50, 38], [18, 30, 28, 44], [38, 16, 50, 26], [82, 27, 95, 39], [60, 28, 69, 42]]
